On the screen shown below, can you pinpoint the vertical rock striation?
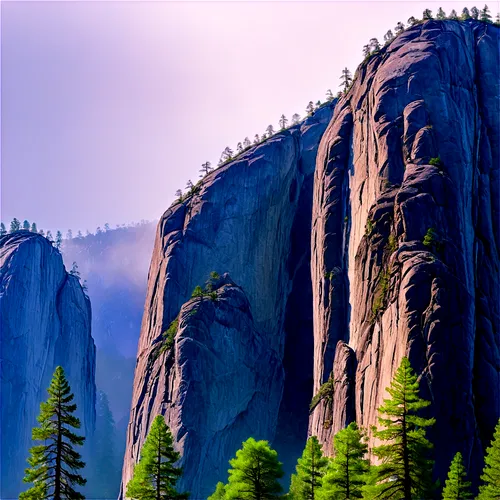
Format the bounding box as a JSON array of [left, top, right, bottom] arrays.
[[0, 231, 96, 499], [310, 19, 499, 482], [121, 104, 335, 497]]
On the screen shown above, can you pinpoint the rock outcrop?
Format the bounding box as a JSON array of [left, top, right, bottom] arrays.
[[310, 19, 499, 482], [0, 231, 96, 499], [123, 19, 499, 496], [121, 104, 335, 497]]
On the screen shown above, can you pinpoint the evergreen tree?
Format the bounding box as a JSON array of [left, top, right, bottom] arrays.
[[319, 423, 369, 500], [365, 357, 435, 500], [70, 261, 81, 279], [237, 142, 243, 154], [325, 89, 334, 101], [208, 482, 227, 500], [20, 366, 86, 499], [478, 420, 500, 500], [369, 38, 381, 52], [199, 161, 212, 176], [77, 230, 83, 239], [175, 189, 183, 198], [279, 114, 288, 130], [55, 231, 63, 249], [436, 7, 447, 19], [289, 436, 328, 499], [90, 391, 120, 499], [480, 4, 492, 22], [442, 452, 473, 499], [254, 134, 260, 144], [39, 229, 45, 237], [96, 226, 103, 234], [395, 21, 405, 34], [423, 9, 433, 19], [306, 101, 315, 115], [23, 219, 31, 230], [408, 16, 418, 25], [186, 179, 194, 190], [0, 222, 6, 235], [224, 438, 283, 499], [46, 230, 54, 242], [292, 113, 301, 125], [315, 100, 322, 109], [126, 415, 187, 500], [104, 223, 110, 231], [220, 147, 233, 163], [363, 44, 371, 57], [31, 222, 38, 233], [384, 30, 394, 43], [266, 124, 275, 137], [66, 229, 73, 240], [340, 67, 353, 93], [495, 12, 500, 24], [449, 9, 459, 20], [461, 7, 471, 19], [10, 217, 21, 233], [471, 6, 480, 19], [243, 137, 252, 149]]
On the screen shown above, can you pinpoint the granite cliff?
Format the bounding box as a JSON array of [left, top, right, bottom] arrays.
[[123, 19, 499, 496], [0, 231, 96, 499]]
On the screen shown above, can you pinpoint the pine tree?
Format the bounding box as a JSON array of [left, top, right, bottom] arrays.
[[55, 231, 63, 249], [243, 137, 251, 149], [23, 219, 31, 230], [70, 261, 81, 279], [19, 366, 86, 499], [254, 134, 260, 144], [384, 30, 394, 43], [31, 222, 38, 233], [408, 16, 418, 25], [461, 7, 471, 19], [126, 415, 187, 499], [437, 7, 447, 19], [395, 21, 405, 34], [423, 9, 433, 19], [10, 217, 21, 233], [0, 222, 6, 235], [319, 423, 369, 500], [480, 4, 492, 22], [289, 436, 328, 499], [237, 142, 243, 154], [365, 357, 435, 500], [292, 113, 301, 125], [471, 6, 480, 19], [266, 124, 275, 137], [363, 44, 371, 57], [66, 229, 73, 240], [279, 114, 288, 130], [340, 67, 353, 93], [199, 161, 212, 177], [325, 89, 334, 101], [224, 438, 283, 499], [208, 482, 227, 500], [449, 9, 459, 20], [442, 452, 473, 499], [77, 230, 83, 239], [478, 420, 500, 500], [175, 189, 183, 198], [306, 101, 315, 115], [186, 179, 194, 191], [369, 38, 381, 52]]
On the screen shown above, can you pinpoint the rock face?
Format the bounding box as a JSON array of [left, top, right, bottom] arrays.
[[310, 19, 499, 482], [121, 104, 335, 497], [123, 19, 499, 496], [0, 231, 96, 499]]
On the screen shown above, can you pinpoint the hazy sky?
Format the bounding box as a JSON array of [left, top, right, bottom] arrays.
[[1, 0, 477, 233]]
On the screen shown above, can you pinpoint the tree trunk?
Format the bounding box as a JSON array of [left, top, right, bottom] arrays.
[[54, 392, 62, 500]]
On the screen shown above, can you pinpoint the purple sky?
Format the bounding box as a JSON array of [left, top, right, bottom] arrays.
[[1, 1, 472, 234]]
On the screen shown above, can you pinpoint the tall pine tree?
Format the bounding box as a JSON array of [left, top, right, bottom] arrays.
[[126, 415, 187, 500], [318, 423, 369, 499], [442, 452, 473, 499], [365, 357, 435, 500], [225, 437, 283, 499], [20, 366, 86, 500], [288, 436, 328, 499], [478, 419, 500, 499]]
